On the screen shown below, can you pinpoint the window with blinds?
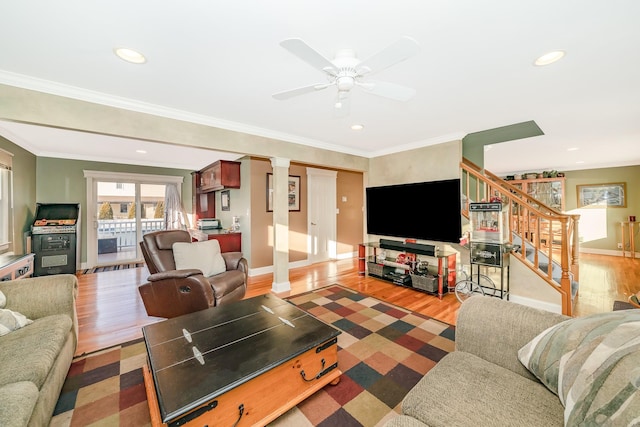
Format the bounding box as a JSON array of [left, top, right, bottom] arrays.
[[0, 148, 13, 254]]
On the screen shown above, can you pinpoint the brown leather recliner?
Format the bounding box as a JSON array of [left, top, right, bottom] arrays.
[[138, 230, 247, 318]]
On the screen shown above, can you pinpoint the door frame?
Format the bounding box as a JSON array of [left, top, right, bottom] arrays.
[[84, 170, 184, 268]]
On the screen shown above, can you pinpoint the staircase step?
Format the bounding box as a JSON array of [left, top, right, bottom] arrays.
[[512, 235, 579, 300]]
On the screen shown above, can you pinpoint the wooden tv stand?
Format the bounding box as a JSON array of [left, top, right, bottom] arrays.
[[358, 239, 456, 299]]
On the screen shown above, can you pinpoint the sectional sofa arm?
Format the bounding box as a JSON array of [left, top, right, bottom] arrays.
[[455, 296, 569, 380], [0, 274, 78, 322]]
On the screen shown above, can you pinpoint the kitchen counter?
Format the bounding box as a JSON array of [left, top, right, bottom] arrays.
[[188, 229, 242, 253]]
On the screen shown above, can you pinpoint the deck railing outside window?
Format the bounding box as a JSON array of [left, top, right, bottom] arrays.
[[97, 219, 165, 250]]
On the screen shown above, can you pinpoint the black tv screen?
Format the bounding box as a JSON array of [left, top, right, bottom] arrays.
[[366, 179, 462, 243]]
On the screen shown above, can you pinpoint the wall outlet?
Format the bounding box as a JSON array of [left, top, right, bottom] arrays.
[[617, 243, 623, 249]]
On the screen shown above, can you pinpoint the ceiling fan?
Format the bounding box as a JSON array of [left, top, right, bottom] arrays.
[[272, 36, 420, 116]]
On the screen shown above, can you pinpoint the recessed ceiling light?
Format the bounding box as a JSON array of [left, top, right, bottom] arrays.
[[567, 147, 579, 151], [351, 124, 364, 131], [576, 160, 585, 164], [534, 50, 565, 66], [114, 47, 146, 64], [136, 149, 147, 154]]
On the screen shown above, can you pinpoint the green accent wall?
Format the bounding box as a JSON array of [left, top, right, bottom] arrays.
[[0, 136, 37, 254], [462, 120, 544, 167], [564, 165, 640, 253], [36, 157, 193, 264]]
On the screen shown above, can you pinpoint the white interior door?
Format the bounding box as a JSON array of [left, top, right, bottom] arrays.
[[307, 168, 337, 263]]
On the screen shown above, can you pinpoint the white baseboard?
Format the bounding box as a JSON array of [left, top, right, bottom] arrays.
[[579, 247, 638, 257], [508, 295, 562, 314], [271, 280, 291, 293], [246, 253, 357, 277], [248, 259, 310, 277], [335, 251, 357, 260]]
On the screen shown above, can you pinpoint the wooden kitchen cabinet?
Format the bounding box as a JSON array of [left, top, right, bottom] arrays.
[[192, 160, 241, 222], [198, 160, 241, 192]]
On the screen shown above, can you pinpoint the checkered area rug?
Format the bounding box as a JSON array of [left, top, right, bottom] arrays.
[[51, 284, 455, 427], [50, 339, 149, 426]]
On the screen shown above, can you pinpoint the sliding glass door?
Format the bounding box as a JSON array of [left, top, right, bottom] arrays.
[[85, 171, 185, 268]]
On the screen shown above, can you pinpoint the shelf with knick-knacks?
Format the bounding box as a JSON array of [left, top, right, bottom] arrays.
[[357, 239, 457, 299], [505, 175, 565, 211]]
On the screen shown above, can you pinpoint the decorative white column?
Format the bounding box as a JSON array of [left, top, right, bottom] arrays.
[[270, 157, 291, 292]]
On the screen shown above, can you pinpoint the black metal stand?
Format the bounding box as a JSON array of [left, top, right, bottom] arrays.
[[468, 241, 511, 300], [469, 262, 510, 300]]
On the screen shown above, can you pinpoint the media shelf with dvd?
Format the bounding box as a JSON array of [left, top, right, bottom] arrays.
[[359, 239, 457, 299]]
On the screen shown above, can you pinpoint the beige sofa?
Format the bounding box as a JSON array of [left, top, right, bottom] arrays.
[[385, 296, 640, 427], [0, 274, 78, 427]]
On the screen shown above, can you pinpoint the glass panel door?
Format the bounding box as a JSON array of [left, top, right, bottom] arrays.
[[140, 183, 166, 238], [95, 181, 168, 265], [96, 181, 138, 265]]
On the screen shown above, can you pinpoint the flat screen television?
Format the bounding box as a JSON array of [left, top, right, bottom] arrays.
[[366, 178, 462, 243]]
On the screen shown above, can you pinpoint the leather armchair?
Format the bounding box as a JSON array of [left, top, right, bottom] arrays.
[[138, 230, 247, 318]]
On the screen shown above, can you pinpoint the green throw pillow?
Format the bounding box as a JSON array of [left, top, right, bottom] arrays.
[[518, 311, 640, 426]]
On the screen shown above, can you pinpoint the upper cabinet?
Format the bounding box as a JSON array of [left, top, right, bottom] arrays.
[[509, 177, 565, 211], [197, 160, 241, 192]]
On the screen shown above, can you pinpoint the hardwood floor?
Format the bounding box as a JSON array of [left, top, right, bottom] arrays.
[[73, 253, 640, 357]]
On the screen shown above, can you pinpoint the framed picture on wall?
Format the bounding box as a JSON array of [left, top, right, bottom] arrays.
[[576, 182, 626, 208], [267, 173, 301, 212]]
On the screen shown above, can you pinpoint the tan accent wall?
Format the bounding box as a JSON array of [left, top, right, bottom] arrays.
[[564, 165, 640, 253], [368, 140, 462, 187], [250, 158, 308, 268], [249, 158, 364, 268], [336, 169, 365, 256]]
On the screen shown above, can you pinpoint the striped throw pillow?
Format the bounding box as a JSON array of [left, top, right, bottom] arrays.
[[518, 311, 640, 426]]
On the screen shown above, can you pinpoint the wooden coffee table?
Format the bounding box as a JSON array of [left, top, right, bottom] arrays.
[[142, 293, 342, 427]]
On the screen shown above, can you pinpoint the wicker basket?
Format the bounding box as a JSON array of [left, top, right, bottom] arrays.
[[410, 273, 438, 293], [367, 262, 385, 277]]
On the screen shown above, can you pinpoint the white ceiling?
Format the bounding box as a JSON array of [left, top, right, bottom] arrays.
[[0, 1, 639, 174]]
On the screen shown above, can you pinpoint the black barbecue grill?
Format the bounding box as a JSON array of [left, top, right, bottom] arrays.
[[31, 203, 81, 276]]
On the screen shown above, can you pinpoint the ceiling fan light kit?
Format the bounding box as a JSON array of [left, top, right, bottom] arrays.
[[273, 36, 420, 115]]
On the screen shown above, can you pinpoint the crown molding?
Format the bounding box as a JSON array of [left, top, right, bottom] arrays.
[[0, 71, 369, 156], [0, 70, 469, 160]]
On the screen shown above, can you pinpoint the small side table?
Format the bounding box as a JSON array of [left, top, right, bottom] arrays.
[[620, 221, 636, 259]]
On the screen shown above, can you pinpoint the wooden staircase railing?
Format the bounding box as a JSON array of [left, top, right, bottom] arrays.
[[461, 158, 580, 316]]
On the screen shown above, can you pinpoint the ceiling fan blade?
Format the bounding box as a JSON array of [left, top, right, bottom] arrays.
[[358, 80, 416, 101], [280, 38, 338, 75], [272, 83, 331, 100], [356, 36, 420, 76]]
